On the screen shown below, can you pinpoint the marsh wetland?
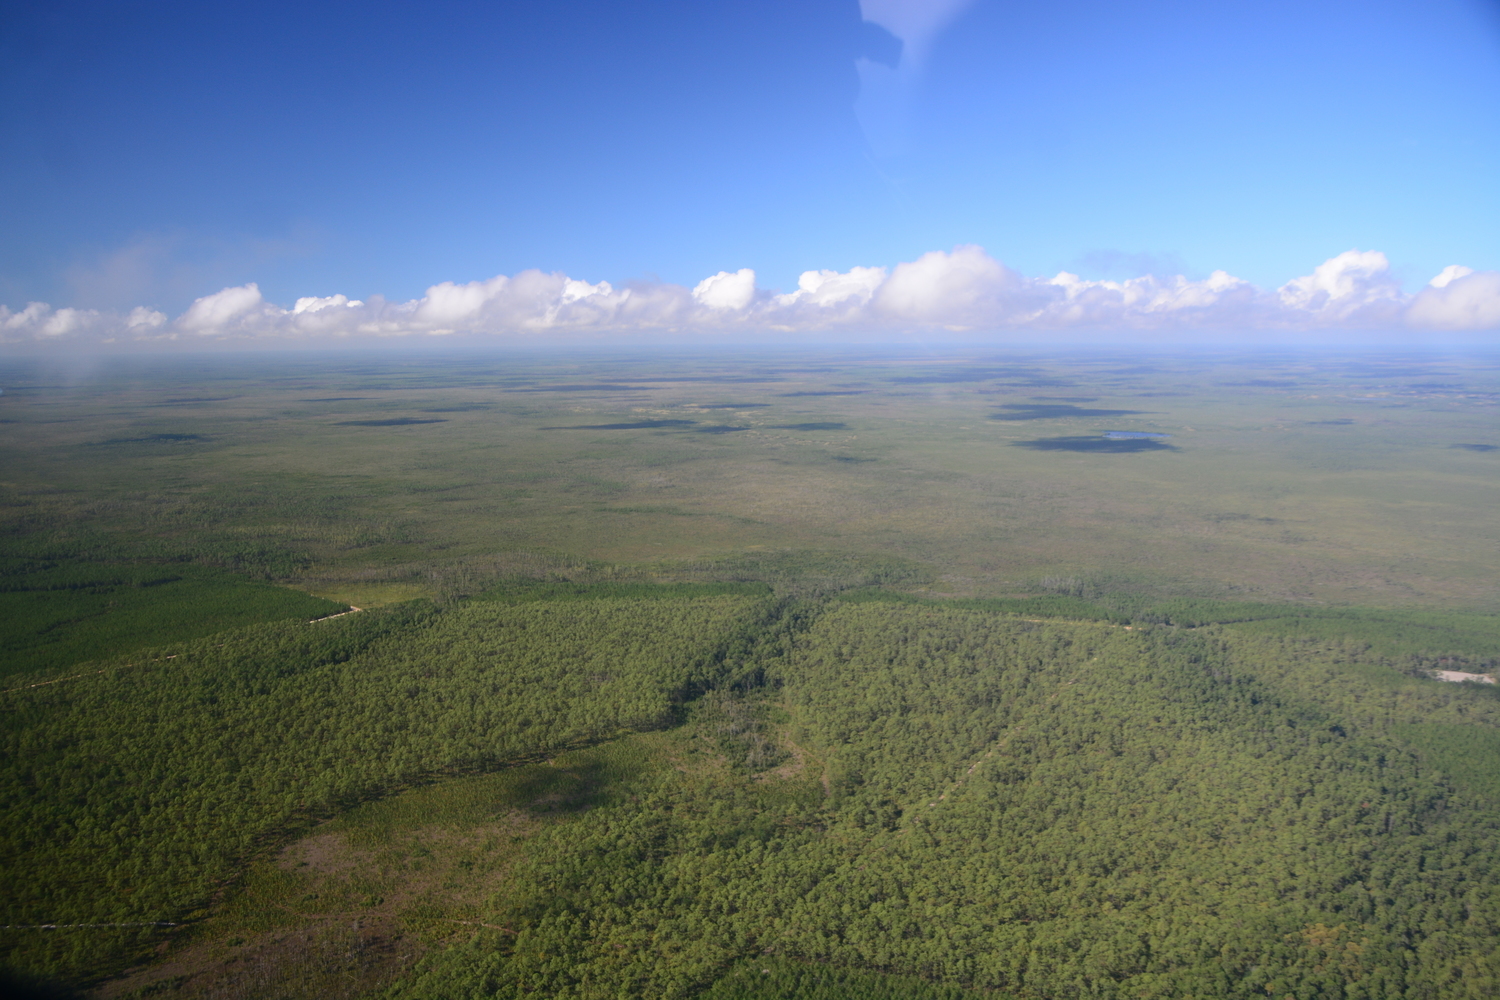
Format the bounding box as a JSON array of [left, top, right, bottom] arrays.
[[2, 349, 1499, 999]]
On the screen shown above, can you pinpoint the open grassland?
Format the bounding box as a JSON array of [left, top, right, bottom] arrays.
[[2, 350, 1498, 634], [2, 350, 1499, 999], [0, 563, 344, 680]]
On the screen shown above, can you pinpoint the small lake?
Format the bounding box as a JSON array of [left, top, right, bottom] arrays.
[[1104, 431, 1171, 440]]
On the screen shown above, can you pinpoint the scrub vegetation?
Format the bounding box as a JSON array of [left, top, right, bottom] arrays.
[[1, 350, 1498, 998]]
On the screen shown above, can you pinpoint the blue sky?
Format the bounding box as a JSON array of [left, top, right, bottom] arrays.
[[2, 0, 1498, 343]]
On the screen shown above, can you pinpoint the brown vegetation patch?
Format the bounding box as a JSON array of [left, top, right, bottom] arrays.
[[95, 811, 539, 1000]]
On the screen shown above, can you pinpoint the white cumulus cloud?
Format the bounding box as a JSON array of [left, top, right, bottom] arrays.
[[692, 269, 758, 311], [874, 245, 1036, 327], [1405, 269, 1500, 331], [769, 266, 888, 328], [126, 306, 168, 330], [293, 293, 362, 314], [1429, 265, 1474, 289], [177, 282, 271, 334], [2, 302, 121, 340], [2, 248, 1497, 348], [1276, 249, 1404, 323]]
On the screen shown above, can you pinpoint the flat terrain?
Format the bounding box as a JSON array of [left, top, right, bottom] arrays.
[[2, 349, 1498, 999], [3, 349, 1498, 624]]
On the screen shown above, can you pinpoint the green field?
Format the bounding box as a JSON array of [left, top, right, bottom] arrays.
[[1, 350, 1498, 998], [5, 350, 1499, 614]]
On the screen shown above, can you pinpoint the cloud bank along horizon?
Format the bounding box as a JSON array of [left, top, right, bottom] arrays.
[[2, 247, 1497, 347]]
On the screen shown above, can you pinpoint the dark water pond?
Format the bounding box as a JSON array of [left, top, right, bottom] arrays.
[[542, 419, 696, 430], [991, 403, 1146, 421], [770, 422, 847, 431], [1015, 434, 1176, 453], [98, 433, 210, 444]]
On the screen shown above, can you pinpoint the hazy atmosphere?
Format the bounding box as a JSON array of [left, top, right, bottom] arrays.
[[5, 4, 1500, 1000]]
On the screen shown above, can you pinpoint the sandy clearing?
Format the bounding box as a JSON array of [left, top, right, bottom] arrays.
[[1433, 670, 1496, 684]]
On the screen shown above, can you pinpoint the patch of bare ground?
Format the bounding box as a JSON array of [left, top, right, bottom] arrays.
[[757, 714, 831, 796], [93, 812, 538, 1000], [96, 914, 411, 1000], [758, 732, 807, 783]]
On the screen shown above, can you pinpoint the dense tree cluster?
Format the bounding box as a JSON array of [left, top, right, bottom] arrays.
[[0, 592, 769, 980], [391, 602, 1500, 1000], [4, 588, 1499, 998]]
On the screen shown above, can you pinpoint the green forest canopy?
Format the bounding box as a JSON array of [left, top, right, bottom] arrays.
[[4, 352, 1500, 999], [4, 585, 1499, 998]]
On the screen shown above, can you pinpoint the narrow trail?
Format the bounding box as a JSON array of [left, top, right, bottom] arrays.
[[913, 612, 1122, 815], [1, 655, 177, 694], [907, 680, 1079, 828], [1020, 617, 1136, 630], [310, 606, 363, 623], [891, 613, 1136, 819]]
